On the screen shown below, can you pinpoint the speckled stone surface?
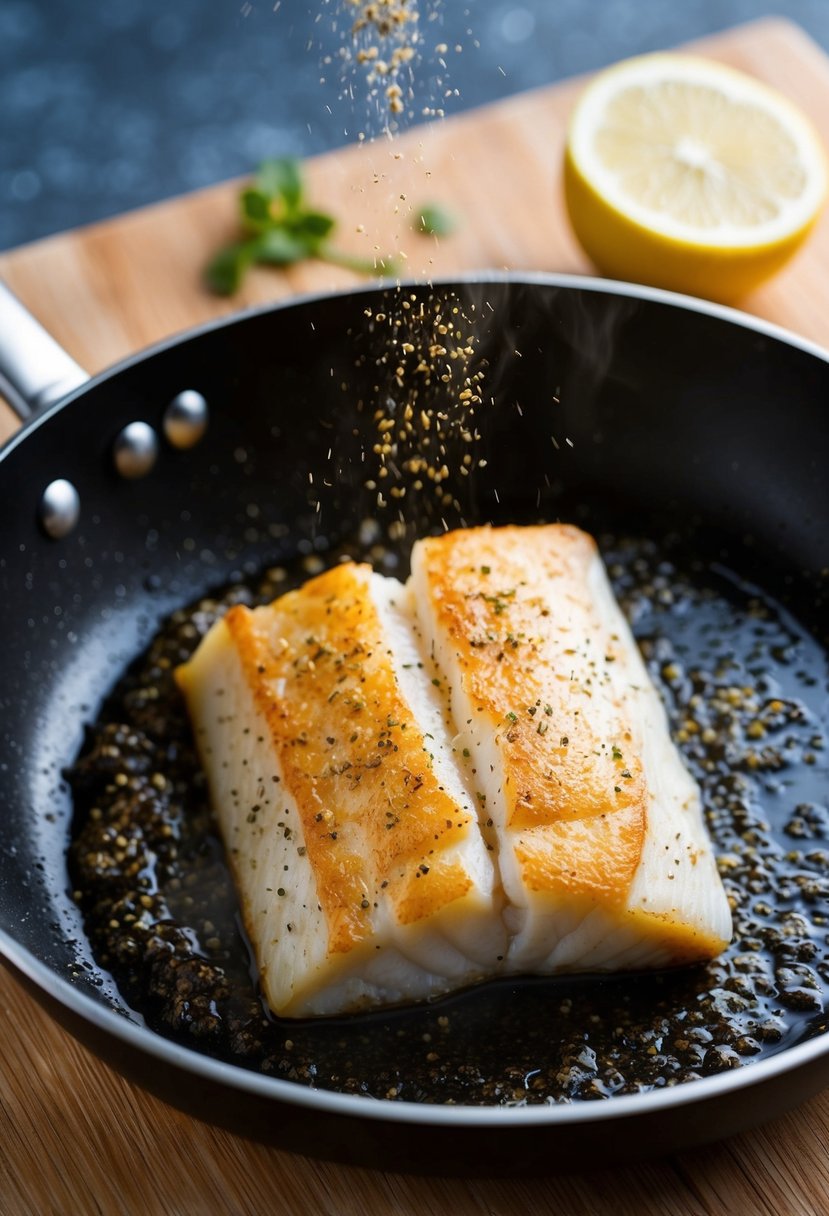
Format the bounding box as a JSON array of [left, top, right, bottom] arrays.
[[2, 0, 829, 251]]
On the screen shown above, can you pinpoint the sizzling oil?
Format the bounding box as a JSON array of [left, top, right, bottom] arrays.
[[68, 534, 829, 1104]]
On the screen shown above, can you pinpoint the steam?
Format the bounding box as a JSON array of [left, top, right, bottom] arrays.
[[308, 278, 642, 555]]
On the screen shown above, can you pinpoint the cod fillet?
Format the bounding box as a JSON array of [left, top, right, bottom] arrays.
[[178, 524, 732, 1017], [410, 524, 732, 974], [176, 562, 504, 1016]]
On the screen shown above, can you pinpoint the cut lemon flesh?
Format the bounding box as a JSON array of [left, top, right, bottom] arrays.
[[564, 54, 828, 300]]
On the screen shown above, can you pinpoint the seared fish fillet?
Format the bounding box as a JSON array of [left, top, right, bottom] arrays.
[[409, 524, 732, 974], [178, 524, 731, 1017], [176, 562, 504, 1016]]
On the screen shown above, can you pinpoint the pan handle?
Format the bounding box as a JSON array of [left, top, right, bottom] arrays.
[[0, 281, 89, 421]]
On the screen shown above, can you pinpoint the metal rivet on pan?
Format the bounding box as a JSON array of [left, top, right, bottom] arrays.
[[39, 478, 81, 539], [163, 390, 209, 449], [113, 421, 159, 479]]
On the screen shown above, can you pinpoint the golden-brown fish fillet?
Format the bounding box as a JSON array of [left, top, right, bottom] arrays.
[[409, 524, 732, 973], [176, 562, 504, 1016]]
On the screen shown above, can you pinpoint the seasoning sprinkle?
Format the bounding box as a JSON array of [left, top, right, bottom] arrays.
[[350, 287, 489, 537]]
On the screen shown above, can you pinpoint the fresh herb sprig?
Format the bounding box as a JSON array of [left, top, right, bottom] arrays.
[[206, 157, 397, 295]]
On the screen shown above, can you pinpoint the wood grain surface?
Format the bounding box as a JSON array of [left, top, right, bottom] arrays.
[[1, 16, 829, 1216]]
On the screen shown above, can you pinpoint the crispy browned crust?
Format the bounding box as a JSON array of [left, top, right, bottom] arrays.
[[223, 563, 478, 954], [416, 524, 647, 905]]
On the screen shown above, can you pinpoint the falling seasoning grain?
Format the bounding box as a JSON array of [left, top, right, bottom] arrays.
[[331, 0, 421, 121], [320, 0, 461, 130], [351, 286, 489, 536]]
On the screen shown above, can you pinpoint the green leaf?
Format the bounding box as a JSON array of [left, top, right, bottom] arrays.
[[289, 210, 336, 241], [204, 239, 260, 295], [255, 158, 304, 211], [255, 228, 314, 266], [414, 203, 459, 237], [240, 188, 275, 232]]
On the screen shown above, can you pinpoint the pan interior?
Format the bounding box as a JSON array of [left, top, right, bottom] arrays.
[[65, 523, 829, 1105]]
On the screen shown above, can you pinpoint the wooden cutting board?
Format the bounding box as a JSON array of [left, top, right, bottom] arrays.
[[1, 16, 829, 1215]]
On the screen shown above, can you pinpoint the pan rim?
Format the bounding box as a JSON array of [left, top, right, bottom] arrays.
[[1, 270, 828, 466], [4, 918, 829, 1127], [2, 269, 829, 1129]]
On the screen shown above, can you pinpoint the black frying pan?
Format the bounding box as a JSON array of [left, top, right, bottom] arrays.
[[0, 272, 827, 1175]]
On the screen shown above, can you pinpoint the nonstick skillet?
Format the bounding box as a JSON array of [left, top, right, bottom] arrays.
[[0, 271, 827, 1175]]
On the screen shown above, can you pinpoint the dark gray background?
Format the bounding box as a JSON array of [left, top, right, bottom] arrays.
[[3, 2, 829, 251]]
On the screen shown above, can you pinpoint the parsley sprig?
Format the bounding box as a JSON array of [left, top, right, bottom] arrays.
[[206, 158, 397, 295]]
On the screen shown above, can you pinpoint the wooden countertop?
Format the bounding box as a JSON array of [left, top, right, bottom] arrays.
[[2, 16, 829, 1215]]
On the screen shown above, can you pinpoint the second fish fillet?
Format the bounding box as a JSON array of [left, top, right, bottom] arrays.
[[409, 524, 732, 975]]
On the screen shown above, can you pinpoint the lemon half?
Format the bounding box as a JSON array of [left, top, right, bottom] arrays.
[[564, 54, 828, 301]]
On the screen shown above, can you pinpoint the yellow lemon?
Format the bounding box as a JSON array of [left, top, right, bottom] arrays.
[[563, 53, 828, 301]]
